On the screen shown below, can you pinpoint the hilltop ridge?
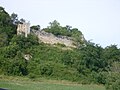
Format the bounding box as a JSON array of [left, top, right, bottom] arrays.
[[16, 18, 86, 48]]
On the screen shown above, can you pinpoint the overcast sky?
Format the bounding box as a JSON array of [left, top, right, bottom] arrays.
[[1, 0, 120, 48]]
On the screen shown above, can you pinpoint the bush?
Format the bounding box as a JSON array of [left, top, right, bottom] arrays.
[[28, 73, 36, 79], [105, 73, 120, 90], [106, 80, 120, 90], [40, 63, 53, 76]]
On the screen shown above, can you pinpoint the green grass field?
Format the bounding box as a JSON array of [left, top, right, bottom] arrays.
[[0, 81, 105, 90], [0, 76, 105, 90]]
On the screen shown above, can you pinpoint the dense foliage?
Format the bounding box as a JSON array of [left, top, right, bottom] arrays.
[[0, 7, 17, 47], [0, 6, 120, 90]]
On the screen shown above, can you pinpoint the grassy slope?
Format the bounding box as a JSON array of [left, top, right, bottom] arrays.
[[0, 76, 105, 90]]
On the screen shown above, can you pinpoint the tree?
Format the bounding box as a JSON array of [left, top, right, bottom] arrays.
[[49, 20, 60, 28], [105, 72, 120, 90], [20, 18, 26, 23], [0, 6, 16, 43], [30, 25, 40, 30], [0, 33, 8, 47], [44, 20, 62, 36], [11, 13, 19, 25], [11, 34, 39, 49], [77, 42, 104, 73], [0, 6, 10, 26], [103, 45, 120, 70], [6, 53, 28, 76], [66, 25, 72, 31]]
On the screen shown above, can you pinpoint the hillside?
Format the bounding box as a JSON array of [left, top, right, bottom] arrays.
[[0, 6, 120, 90]]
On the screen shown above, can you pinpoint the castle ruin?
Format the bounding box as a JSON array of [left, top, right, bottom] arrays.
[[17, 22, 30, 37], [17, 22, 84, 48], [33, 30, 76, 48]]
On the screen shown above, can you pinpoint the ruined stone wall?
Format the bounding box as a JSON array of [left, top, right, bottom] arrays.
[[33, 30, 76, 48]]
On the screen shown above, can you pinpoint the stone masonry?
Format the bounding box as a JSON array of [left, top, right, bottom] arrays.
[[17, 22, 30, 37], [17, 23, 83, 48], [33, 30, 76, 48]]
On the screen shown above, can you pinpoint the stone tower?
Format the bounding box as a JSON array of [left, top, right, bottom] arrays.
[[17, 22, 30, 37]]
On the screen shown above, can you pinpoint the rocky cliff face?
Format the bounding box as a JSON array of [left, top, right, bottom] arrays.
[[32, 30, 76, 48]]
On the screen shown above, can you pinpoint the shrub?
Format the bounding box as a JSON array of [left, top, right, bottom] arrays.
[[105, 73, 120, 90], [28, 73, 36, 79], [40, 63, 53, 76]]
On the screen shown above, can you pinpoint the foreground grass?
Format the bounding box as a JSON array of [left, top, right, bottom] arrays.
[[0, 75, 105, 90]]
